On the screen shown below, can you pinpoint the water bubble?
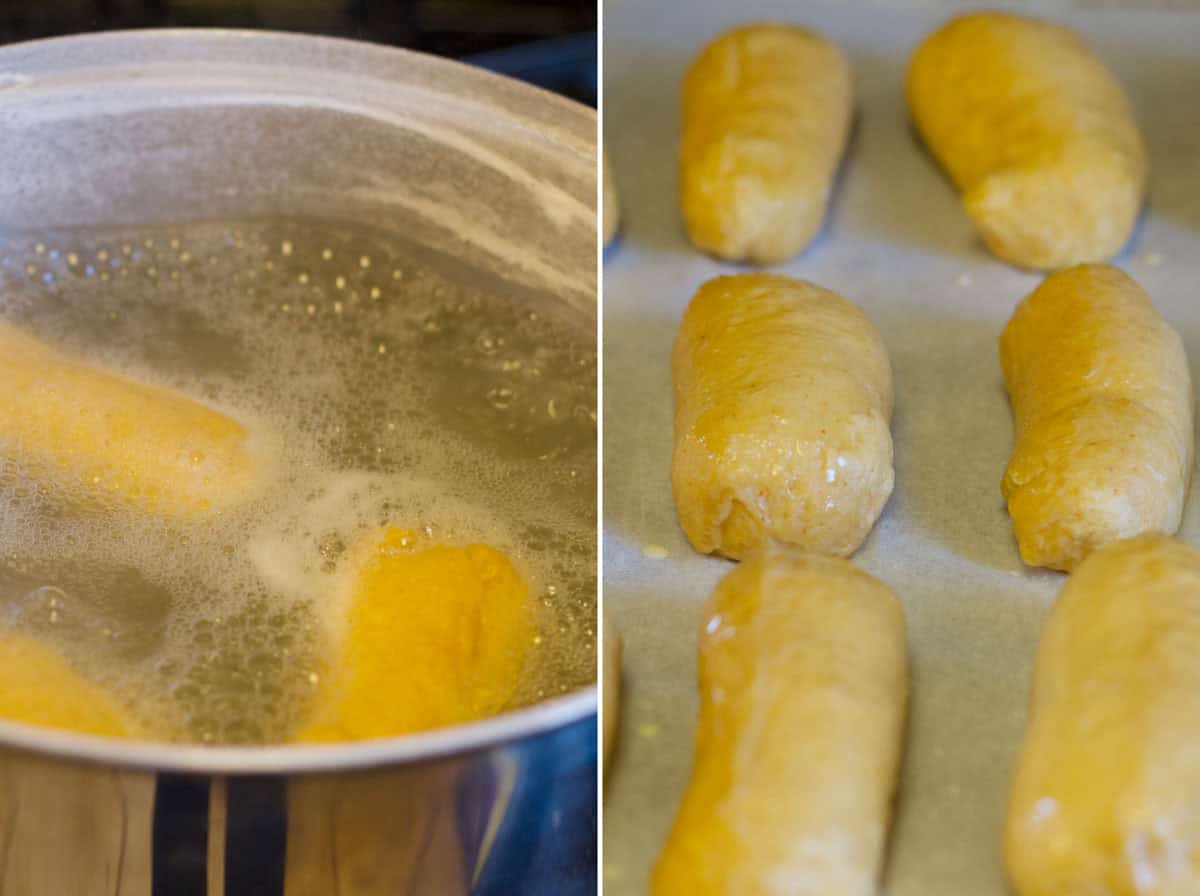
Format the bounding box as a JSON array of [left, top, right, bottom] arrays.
[[487, 386, 514, 409]]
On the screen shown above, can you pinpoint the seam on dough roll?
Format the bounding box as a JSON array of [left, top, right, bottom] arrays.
[[653, 547, 907, 896], [0, 320, 261, 516], [1006, 534, 1200, 895], [1000, 264, 1193, 572], [906, 11, 1146, 270], [672, 273, 893, 560], [680, 23, 852, 264]]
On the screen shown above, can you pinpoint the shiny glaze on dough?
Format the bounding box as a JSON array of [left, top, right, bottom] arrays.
[[1007, 534, 1200, 895], [681, 23, 852, 264], [1001, 264, 1192, 571], [907, 11, 1146, 270], [654, 548, 907, 896], [672, 274, 893, 560]]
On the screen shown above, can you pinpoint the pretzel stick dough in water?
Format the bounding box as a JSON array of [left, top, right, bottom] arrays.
[[0, 633, 135, 738], [294, 527, 535, 742], [0, 320, 260, 516]]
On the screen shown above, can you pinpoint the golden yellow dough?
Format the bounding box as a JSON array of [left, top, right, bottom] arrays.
[[1006, 534, 1200, 895], [0, 633, 132, 737], [295, 528, 535, 742], [603, 610, 621, 768], [653, 548, 907, 896], [0, 320, 259, 516], [1000, 264, 1192, 572], [603, 151, 620, 247], [907, 12, 1146, 270], [680, 23, 852, 264], [672, 274, 893, 560]]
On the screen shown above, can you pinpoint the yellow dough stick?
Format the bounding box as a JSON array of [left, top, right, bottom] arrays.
[[603, 151, 620, 247], [0, 320, 258, 516], [1006, 534, 1200, 895], [295, 528, 536, 742], [907, 12, 1146, 270], [1001, 264, 1192, 572], [680, 23, 852, 264], [672, 273, 893, 560], [0, 633, 133, 738], [653, 548, 907, 896]]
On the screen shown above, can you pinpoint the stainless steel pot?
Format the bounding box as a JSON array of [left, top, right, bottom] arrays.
[[0, 30, 597, 896]]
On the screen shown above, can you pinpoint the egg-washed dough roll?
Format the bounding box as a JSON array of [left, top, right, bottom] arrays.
[[680, 23, 852, 264], [1001, 264, 1192, 572], [672, 273, 893, 560], [1006, 533, 1200, 895], [0, 320, 259, 516], [907, 12, 1146, 270], [0, 632, 133, 737], [653, 549, 907, 896], [295, 528, 535, 742], [603, 610, 621, 768], [603, 151, 620, 247]]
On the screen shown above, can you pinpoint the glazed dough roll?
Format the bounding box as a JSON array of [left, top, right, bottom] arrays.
[[1007, 534, 1200, 895], [681, 24, 852, 264], [0, 320, 260, 516], [1001, 264, 1192, 572], [907, 12, 1146, 270], [653, 549, 907, 896], [296, 528, 535, 742], [672, 273, 893, 560]]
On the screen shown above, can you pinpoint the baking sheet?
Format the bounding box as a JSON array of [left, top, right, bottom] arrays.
[[601, 2, 1200, 893]]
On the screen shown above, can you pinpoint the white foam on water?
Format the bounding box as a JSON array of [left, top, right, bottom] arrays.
[[0, 219, 597, 743]]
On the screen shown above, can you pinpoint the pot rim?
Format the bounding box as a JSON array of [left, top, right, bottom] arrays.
[[0, 26, 595, 124], [0, 29, 598, 773], [0, 686, 597, 773]]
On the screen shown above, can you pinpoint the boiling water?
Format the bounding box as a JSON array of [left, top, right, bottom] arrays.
[[0, 219, 597, 744]]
